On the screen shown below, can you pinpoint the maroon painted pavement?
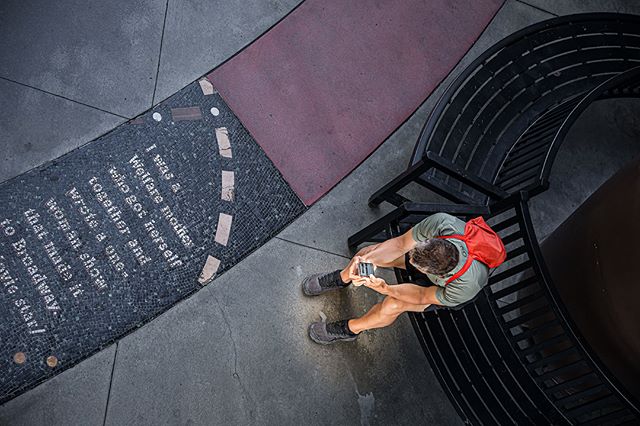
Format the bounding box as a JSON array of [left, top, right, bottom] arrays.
[[208, 0, 503, 205]]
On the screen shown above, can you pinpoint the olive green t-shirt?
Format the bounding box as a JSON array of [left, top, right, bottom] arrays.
[[411, 213, 489, 307]]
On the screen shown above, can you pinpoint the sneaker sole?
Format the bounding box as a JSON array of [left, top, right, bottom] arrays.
[[301, 280, 320, 297], [302, 278, 349, 297], [301, 279, 336, 297], [308, 324, 357, 345]]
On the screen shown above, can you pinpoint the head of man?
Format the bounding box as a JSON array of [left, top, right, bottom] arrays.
[[409, 239, 459, 276]]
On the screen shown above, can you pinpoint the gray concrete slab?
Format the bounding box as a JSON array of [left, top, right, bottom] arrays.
[[277, 0, 554, 257], [153, 0, 303, 105], [0, 345, 115, 426], [0, 0, 166, 118], [0, 79, 125, 184], [104, 238, 460, 426], [523, 0, 640, 16]]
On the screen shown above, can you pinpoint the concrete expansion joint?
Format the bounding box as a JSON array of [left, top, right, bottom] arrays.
[[102, 342, 119, 426], [514, 0, 558, 17], [150, 0, 171, 108], [212, 294, 259, 421], [0, 75, 131, 120], [274, 236, 351, 260]]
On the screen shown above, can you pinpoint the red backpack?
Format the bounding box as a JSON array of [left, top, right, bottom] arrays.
[[437, 216, 507, 284]]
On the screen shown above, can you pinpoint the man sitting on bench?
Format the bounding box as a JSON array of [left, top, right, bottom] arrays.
[[303, 212, 505, 344]]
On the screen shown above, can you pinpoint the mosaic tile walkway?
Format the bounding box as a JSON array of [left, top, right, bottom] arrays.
[[0, 79, 305, 403]]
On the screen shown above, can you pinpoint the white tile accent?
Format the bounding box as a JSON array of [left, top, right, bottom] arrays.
[[215, 127, 232, 158], [198, 78, 215, 95], [198, 255, 221, 285], [221, 170, 235, 202], [214, 213, 233, 246]]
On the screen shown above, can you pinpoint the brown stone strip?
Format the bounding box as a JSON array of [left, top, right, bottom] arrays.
[[171, 107, 203, 121]]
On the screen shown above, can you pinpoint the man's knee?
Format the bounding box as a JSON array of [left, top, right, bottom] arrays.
[[380, 296, 408, 316]]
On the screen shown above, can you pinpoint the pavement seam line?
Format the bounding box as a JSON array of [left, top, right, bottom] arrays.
[[102, 343, 119, 426], [274, 236, 351, 259], [515, 0, 558, 17], [0, 76, 131, 119], [151, 0, 171, 107], [212, 294, 260, 422]]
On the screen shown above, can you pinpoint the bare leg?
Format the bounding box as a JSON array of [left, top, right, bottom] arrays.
[[347, 296, 429, 334]]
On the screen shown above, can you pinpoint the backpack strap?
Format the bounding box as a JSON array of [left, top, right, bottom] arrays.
[[437, 234, 472, 285], [444, 254, 474, 284]]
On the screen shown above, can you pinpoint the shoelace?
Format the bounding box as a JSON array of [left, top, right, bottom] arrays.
[[318, 270, 341, 289], [326, 321, 352, 337]]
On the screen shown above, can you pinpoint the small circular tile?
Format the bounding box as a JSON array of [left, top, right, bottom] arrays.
[[13, 352, 26, 364], [46, 356, 58, 368]]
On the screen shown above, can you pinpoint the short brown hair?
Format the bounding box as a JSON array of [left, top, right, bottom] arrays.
[[409, 239, 459, 276]]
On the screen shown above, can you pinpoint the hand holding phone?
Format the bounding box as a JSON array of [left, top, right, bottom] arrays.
[[357, 262, 375, 277]]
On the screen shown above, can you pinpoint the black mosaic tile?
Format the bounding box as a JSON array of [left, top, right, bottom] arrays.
[[0, 80, 305, 404]]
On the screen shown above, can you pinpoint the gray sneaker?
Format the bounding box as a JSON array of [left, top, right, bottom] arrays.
[[301, 270, 349, 296], [309, 320, 358, 345]]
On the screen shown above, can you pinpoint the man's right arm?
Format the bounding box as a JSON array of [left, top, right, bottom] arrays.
[[353, 213, 458, 268], [345, 213, 458, 281], [360, 228, 417, 266]]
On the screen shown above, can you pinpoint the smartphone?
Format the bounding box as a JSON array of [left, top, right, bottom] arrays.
[[357, 262, 375, 277]]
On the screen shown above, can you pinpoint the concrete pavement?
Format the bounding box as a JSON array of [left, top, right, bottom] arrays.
[[0, 0, 302, 183]]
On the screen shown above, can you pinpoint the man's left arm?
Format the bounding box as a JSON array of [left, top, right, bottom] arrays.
[[343, 230, 417, 282]]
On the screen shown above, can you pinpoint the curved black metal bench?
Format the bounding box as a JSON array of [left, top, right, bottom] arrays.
[[497, 65, 640, 194], [405, 193, 638, 425], [367, 13, 640, 207], [348, 13, 640, 425]]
